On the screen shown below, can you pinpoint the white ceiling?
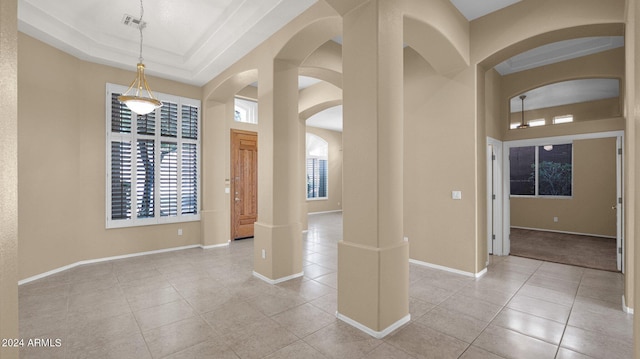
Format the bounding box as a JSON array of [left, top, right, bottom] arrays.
[[18, 0, 317, 86], [306, 105, 343, 132], [496, 36, 624, 76], [510, 78, 620, 112], [450, 0, 521, 21], [18, 0, 621, 131]]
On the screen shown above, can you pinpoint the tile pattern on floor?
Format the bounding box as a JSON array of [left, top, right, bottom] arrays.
[[18, 212, 632, 358]]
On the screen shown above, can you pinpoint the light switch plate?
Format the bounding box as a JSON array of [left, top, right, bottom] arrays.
[[452, 191, 462, 200]]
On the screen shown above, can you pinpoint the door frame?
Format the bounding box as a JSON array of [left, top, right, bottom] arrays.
[[616, 135, 624, 272], [487, 137, 504, 257], [499, 131, 624, 269]]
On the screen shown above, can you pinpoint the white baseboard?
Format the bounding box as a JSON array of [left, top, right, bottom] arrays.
[[252, 271, 304, 284], [511, 226, 616, 239], [308, 210, 343, 215], [336, 312, 411, 339], [201, 241, 230, 249], [622, 295, 634, 314], [19, 242, 230, 285], [410, 259, 486, 278]]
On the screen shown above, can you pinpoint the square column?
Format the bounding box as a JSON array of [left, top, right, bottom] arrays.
[[338, 0, 409, 337], [253, 59, 304, 283], [201, 100, 231, 247]]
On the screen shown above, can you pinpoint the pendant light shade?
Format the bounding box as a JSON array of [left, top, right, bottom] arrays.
[[517, 95, 529, 129], [118, 0, 162, 115]]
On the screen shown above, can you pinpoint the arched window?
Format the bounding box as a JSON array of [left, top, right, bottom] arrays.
[[306, 133, 328, 199]]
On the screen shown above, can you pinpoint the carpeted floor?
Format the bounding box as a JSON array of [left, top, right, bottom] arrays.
[[510, 228, 618, 272]]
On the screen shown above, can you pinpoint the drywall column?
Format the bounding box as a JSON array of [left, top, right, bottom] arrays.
[[337, 0, 410, 337], [0, 0, 19, 357], [630, 0, 640, 356], [201, 100, 230, 247], [253, 60, 303, 282]]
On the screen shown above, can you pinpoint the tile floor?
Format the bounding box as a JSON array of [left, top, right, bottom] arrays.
[[18, 212, 633, 358]]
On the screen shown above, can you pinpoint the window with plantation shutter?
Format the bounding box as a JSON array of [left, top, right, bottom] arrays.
[[106, 83, 201, 228], [306, 133, 328, 200]]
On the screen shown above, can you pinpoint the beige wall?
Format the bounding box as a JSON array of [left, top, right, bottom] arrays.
[[306, 127, 343, 213], [511, 137, 617, 237], [485, 68, 503, 140], [18, 34, 203, 280], [0, 0, 19, 356], [404, 47, 478, 273]]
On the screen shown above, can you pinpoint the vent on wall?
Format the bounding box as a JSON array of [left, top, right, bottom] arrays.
[[121, 14, 147, 29]]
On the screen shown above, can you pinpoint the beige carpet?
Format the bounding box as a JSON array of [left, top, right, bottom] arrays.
[[510, 228, 618, 272]]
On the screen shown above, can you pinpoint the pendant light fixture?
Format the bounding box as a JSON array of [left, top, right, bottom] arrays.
[[517, 95, 529, 129], [118, 0, 162, 115]]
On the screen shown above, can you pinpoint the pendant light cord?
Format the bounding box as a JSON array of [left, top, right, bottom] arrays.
[[138, 0, 144, 63]]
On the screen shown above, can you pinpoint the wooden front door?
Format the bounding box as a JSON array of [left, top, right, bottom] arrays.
[[231, 130, 258, 240]]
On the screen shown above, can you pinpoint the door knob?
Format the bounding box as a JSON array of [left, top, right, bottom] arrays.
[[235, 198, 240, 202]]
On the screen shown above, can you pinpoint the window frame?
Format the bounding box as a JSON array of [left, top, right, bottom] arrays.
[[553, 114, 574, 124], [106, 83, 201, 229], [234, 97, 258, 124], [509, 141, 574, 199]]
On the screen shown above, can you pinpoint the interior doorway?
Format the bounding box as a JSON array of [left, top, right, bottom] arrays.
[[230, 129, 258, 240], [488, 132, 624, 272]]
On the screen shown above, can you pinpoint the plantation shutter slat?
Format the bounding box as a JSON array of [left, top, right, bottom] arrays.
[[136, 139, 155, 218], [181, 143, 198, 214], [111, 141, 132, 220], [182, 105, 198, 140], [319, 159, 327, 198], [137, 112, 155, 135], [160, 142, 178, 216], [111, 94, 132, 133], [161, 102, 178, 137]]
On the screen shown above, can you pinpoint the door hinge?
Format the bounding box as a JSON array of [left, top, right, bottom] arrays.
[[619, 247, 623, 254], [618, 148, 623, 155], [619, 197, 623, 204], [492, 154, 496, 160], [492, 194, 496, 200], [492, 234, 496, 240]]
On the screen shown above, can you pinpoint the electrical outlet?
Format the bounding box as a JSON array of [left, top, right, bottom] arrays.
[[261, 249, 266, 259], [178, 228, 183, 235], [553, 217, 558, 223]]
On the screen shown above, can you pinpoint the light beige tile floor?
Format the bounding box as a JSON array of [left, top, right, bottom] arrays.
[[18, 212, 633, 358]]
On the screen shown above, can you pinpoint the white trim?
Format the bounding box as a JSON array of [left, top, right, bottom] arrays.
[[308, 210, 343, 215], [622, 295, 634, 314], [511, 226, 616, 239], [336, 312, 411, 339], [252, 271, 304, 284], [18, 243, 229, 285], [201, 241, 231, 250], [410, 259, 486, 278], [505, 130, 624, 147], [487, 137, 504, 256], [616, 136, 624, 272]]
